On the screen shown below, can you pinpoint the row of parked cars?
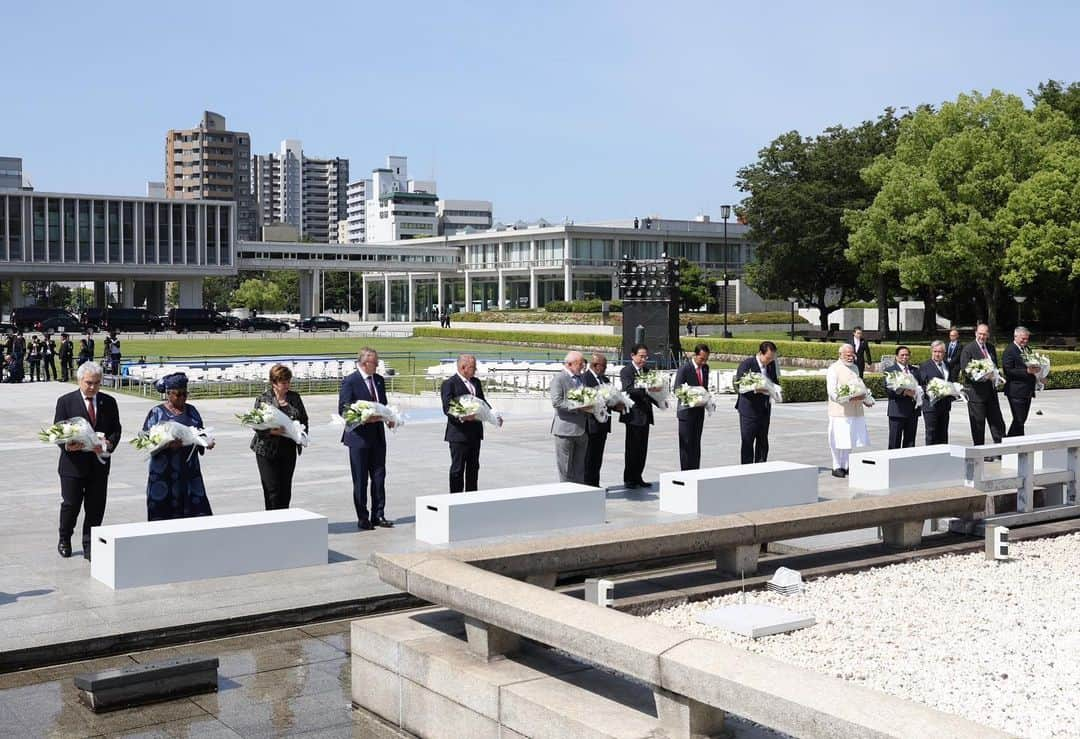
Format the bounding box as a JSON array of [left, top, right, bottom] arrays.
[[7, 307, 352, 334]]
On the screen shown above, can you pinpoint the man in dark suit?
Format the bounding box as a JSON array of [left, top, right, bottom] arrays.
[[944, 327, 963, 382], [960, 323, 1006, 446], [620, 343, 659, 488], [919, 340, 954, 445], [1001, 326, 1040, 437], [55, 361, 122, 559], [339, 347, 395, 529], [59, 333, 74, 382], [674, 343, 710, 470], [734, 341, 780, 464], [886, 345, 921, 449], [582, 352, 616, 487], [440, 354, 497, 493], [852, 327, 872, 378]]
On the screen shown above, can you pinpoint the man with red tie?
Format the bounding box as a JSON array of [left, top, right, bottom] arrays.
[[959, 323, 1006, 447], [54, 361, 122, 559], [339, 347, 396, 529], [674, 343, 710, 470], [886, 346, 922, 449]]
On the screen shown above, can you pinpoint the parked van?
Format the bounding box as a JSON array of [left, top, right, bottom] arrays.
[[11, 307, 74, 331], [166, 308, 228, 333], [101, 308, 164, 333]]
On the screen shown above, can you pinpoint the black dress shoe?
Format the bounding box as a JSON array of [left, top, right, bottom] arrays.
[[831, 469, 845, 478], [358, 520, 374, 531], [373, 518, 395, 528], [623, 481, 640, 489], [840, 469, 849, 477], [57, 539, 72, 558], [83, 550, 91, 561], [637, 480, 653, 488]]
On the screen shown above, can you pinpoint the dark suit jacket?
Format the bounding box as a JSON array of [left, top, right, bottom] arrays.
[[338, 371, 388, 449], [1001, 342, 1037, 401], [944, 340, 963, 381], [582, 369, 612, 434], [886, 364, 922, 419], [54, 389, 122, 478], [734, 356, 779, 418], [619, 363, 657, 427], [918, 359, 954, 413], [441, 374, 487, 443], [959, 341, 1000, 403], [674, 361, 709, 421], [852, 338, 873, 376]]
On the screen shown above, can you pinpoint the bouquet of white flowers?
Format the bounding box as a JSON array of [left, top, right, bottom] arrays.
[[39, 417, 110, 464], [1021, 347, 1052, 391], [594, 382, 633, 411], [925, 377, 965, 406], [236, 403, 309, 447], [885, 370, 924, 408], [965, 358, 1002, 386], [447, 394, 503, 426], [131, 421, 214, 457], [634, 370, 671, 408], [564, 385, 610, 423], [674, 383, 718, 414], [736, 372, 783, 403], [834, 378, 874, 406], [330, 400, 405, 431]]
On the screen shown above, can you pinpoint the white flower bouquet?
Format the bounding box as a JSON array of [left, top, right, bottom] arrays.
[[965, 358, 1002, 386], [594, 382, 633, 411], [736, 372, 783, 402], [834, 378, 874, 406], [131, 421, 214, 457], [925, 377, 965, 406], [331, 400, 405, 431], [885, 370, 924, 408], [674, 383, 718, 414], [564, 386, 610, 422], [448, 394, 503, 426], [634, 370, 671, 408], [236, 403, 309, 447], [1021, 347, 1052, 390], [39, 417, 110, 464]]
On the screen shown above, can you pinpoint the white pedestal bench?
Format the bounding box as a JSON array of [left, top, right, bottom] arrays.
[[847, 446, 965, 492], [90, 509, 328, 589], [659, 461, 817, 515], [415, 483, 605, 545]]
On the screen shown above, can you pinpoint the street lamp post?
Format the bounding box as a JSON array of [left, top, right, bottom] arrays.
[[720, 205, 732, 338], [789, 297, 798, 341], [1014, 295, 1027, 324], [893, 296, 904, 338]]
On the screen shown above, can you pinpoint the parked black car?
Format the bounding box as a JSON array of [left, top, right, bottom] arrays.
[[296, 315, 349, 332], [100, 308, 165, 333], [36, 313, 82, 333], [81, 308, 106, 331], [11, 307, 75, 331], [239, 316, 292, 332], [166, 308, 228, 333]]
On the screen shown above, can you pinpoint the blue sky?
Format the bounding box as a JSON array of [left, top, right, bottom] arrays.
[[3, 1, 1077, 223]]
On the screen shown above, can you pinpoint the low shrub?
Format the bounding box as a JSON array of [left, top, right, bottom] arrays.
[[544, 299, 623, 313], [414, 327, 621, 348]]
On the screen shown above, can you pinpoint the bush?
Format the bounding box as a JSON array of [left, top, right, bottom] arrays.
[[544, 299, 622, 313], [779, 374, 887, 403], [683, 312, 808, 325], [414, 327, 621, 349]]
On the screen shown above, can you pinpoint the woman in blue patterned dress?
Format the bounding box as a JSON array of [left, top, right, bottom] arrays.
[[142, 372, 215, 520]]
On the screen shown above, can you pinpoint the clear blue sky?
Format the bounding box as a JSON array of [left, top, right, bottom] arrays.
[[2, 1, 1077, 224]]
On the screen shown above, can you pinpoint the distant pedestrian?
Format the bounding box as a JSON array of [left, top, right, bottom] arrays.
[[43, 334, 57, 381]]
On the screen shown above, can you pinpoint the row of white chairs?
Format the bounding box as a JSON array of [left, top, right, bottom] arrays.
[[126, 359, 384, 385]]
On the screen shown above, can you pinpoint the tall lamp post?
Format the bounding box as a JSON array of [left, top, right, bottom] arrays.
[[1014, 295, 1027, 324], [720, 204, 732, 338], [893, 295, 904, 338], [789, 296, 798, 341]]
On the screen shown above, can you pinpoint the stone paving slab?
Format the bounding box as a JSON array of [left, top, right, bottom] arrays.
[[2, 379, 1078, 670]]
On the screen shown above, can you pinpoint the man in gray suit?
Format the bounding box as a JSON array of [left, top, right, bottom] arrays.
[[550, 351, 589, 483]]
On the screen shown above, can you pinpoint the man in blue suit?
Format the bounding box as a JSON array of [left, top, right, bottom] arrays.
[[674, 343, 710, 470], [339, 347, 395, 529]]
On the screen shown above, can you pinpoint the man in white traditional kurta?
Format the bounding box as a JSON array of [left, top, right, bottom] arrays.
[[826, 344, 874, 477]]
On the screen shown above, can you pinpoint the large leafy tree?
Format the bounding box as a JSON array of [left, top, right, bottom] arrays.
[[737, 111, 899, 329], [1030, 79, 1080, 134], [230, 278, 286, 311], [676, 258, 715, 312], [846, 90, 1073, 332]]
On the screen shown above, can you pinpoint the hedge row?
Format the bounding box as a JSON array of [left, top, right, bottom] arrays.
[[544, 299, 624, 313], [415, 327, 621, 348], [780, 368, 1080, 402]]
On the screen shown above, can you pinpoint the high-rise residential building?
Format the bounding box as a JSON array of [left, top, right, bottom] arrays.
[[344, 178, 370, 243], [438, 199, 493, 234], [166, 111, 258, 240], [252, 140, 348, 243], [0, 157, 27, 190], [365, 156, 438, 242]]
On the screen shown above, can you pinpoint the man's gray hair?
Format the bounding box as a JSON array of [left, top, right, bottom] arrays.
[[457, 353, 476, 369], [564, 350, 584, 366], [77, 361, 103, 380], [930, 340, 945, 350], [1014, 326, 1030, 337], [839, 343, 854, 354]]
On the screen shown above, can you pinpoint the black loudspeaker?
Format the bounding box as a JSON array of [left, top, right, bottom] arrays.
[[618, 258, 681, 368]]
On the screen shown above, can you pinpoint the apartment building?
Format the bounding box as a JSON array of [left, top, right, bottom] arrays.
[[253, 140, 348, 243]]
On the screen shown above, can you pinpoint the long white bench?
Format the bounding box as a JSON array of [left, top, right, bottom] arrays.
[[848, 446, 965, 492], [415, 483, 605, 545], [90, 509, 328, 589], [658, 461, 817, 515]]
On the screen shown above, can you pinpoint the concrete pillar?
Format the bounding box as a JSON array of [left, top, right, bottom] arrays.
[[312, 268, 321, 316], [611, 273, 620, 299], [654, 688, 726, 739], [463, 616, 520, 661], [436, 271, 443, 316], [94, 282, 108, 309], [177, 277, 203, 309], [298, 271, 314, 320], [464, 271, 472, 313], [142, 281, 166, 314], [361, 276, 369, 322], [497, 269, 505, 311], [383, 273, 390, 322], [529, 268, 538, 309], [121, 278, 135, 308], [407, 273, 415, 322], [716, 544, 759, 576], [563, 263, 572, 302]]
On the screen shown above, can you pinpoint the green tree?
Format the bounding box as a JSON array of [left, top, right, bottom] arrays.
[[737, 113, 898, 329], [230, 279, 286, 311], [676, 258, 715, 311], [846, 90, 1073, 331], [1030, 79, 1080, 134], [203, 276, 240, 310]]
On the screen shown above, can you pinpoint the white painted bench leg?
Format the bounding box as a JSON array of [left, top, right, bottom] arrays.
[[882, 520, 922, 549], [715, 545, 758, 576], [653, 687, 725, 739], [463, 616, 520, 660]]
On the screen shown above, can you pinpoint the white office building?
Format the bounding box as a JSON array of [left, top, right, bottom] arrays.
[[365, 156, 439, 242], [344, 178, 370, 243], [438, 199, 493, 234], [253, 140, 348, 243]]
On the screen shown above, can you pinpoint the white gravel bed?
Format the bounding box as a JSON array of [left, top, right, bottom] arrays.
[[648, 533, 1080, 738]]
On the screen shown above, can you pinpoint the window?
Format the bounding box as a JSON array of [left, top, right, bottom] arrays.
[[186, 204, 197, 264], [47, 198, 61, 261], [93, 201, 106, 262], [108, 201, 120, 262], [122, 202, 134, 262], [9, 196, 22, 260], [171, 204, 183, 263], [79, 200, 91, 262], [144, 203, 157, 264], [63, 200, 76, 261]]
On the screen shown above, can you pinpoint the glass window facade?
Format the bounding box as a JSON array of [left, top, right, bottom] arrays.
[[571, 238, 616, 263], [63, 200, 76, 262], [664, 241, 700, 260], [107, 201, 120, 262], [143, 203, 157, 263], [32, 198, 45, 261], [79, 200, 91, 262], [122, 202, 134, 262], [536, 238, 564, 263], [621, 240, 659, 260], [47, 198, 61, 261], [93, 201, 106, 262]]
